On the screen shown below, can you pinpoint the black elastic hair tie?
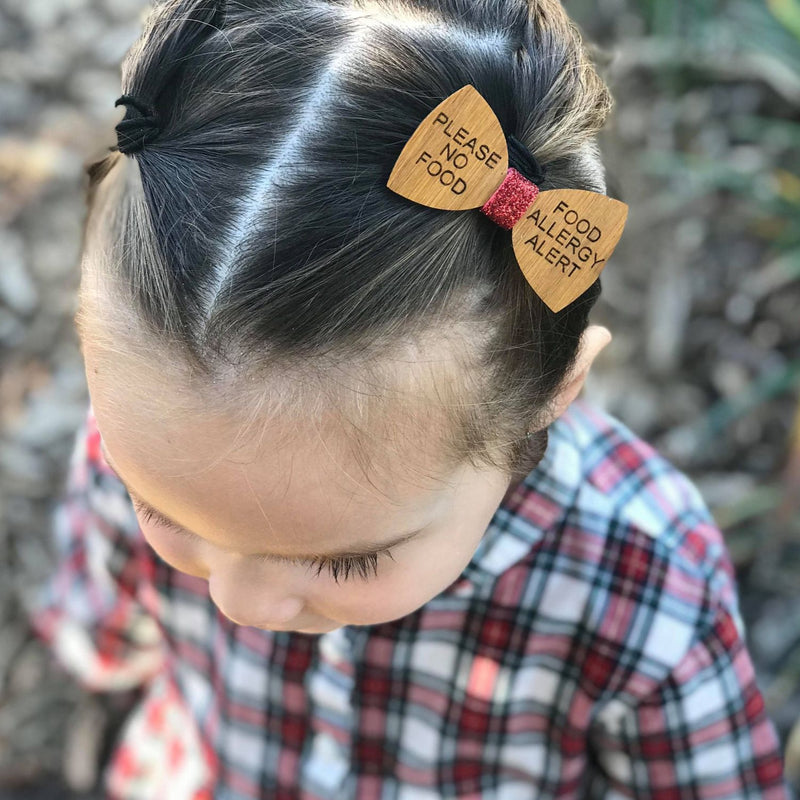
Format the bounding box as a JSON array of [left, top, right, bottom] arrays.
[[114, 94, 161, 155], [506, 133, 547, 186]]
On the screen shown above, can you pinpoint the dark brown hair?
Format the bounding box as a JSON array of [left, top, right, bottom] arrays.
[[78, 0, 613, 488]]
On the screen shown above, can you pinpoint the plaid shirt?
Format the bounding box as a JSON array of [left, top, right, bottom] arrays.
[[24, 397, 791, 800]]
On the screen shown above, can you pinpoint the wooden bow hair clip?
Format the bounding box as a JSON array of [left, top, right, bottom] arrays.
[[387, 85, 629, 313]]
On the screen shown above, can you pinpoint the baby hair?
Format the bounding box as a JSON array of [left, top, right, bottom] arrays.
[[79, 0, 613, 486]]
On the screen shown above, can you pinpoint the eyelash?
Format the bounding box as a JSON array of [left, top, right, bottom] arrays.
[[133, 502, 395, 584]]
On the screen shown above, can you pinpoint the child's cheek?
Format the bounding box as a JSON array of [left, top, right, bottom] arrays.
[[321, 559, 440, 627]]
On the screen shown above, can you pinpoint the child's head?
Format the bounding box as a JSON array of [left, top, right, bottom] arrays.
[[76, 0, 613, 633]]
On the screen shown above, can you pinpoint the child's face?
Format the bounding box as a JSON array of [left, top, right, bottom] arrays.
[[79, 317, 515, 634]]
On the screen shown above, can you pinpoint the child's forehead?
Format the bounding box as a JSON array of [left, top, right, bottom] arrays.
[[88, 354, 460, 506], [93, 386, 467, 558], [80, 298, 473, 475]]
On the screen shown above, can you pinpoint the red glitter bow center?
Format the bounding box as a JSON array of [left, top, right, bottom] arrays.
[[480, 168, 540, 230]]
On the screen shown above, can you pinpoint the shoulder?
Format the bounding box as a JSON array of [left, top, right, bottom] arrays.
[[554, 397, 717, 534], [506, 398, 742, 691], [543, 396, 730, 577], [485, 396, 731, 590]]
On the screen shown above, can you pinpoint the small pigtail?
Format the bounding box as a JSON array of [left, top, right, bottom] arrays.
[[114, 0, 228, 153]]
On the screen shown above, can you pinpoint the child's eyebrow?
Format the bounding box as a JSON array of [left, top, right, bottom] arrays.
[[98, 440, 425, 562]]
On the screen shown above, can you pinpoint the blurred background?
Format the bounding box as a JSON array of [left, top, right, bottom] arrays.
[[0, 0, 798, 796]]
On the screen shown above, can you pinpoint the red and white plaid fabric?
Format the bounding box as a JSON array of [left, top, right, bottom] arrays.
[[24, 397, 792, 799]]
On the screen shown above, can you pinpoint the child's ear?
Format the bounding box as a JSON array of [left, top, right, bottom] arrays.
[[529, 325, 612, 432]]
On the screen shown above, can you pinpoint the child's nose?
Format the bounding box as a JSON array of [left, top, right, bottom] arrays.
[[207, 563, 306, 629], [214, 591, 305, 629], [250, 597, 306, 630]]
